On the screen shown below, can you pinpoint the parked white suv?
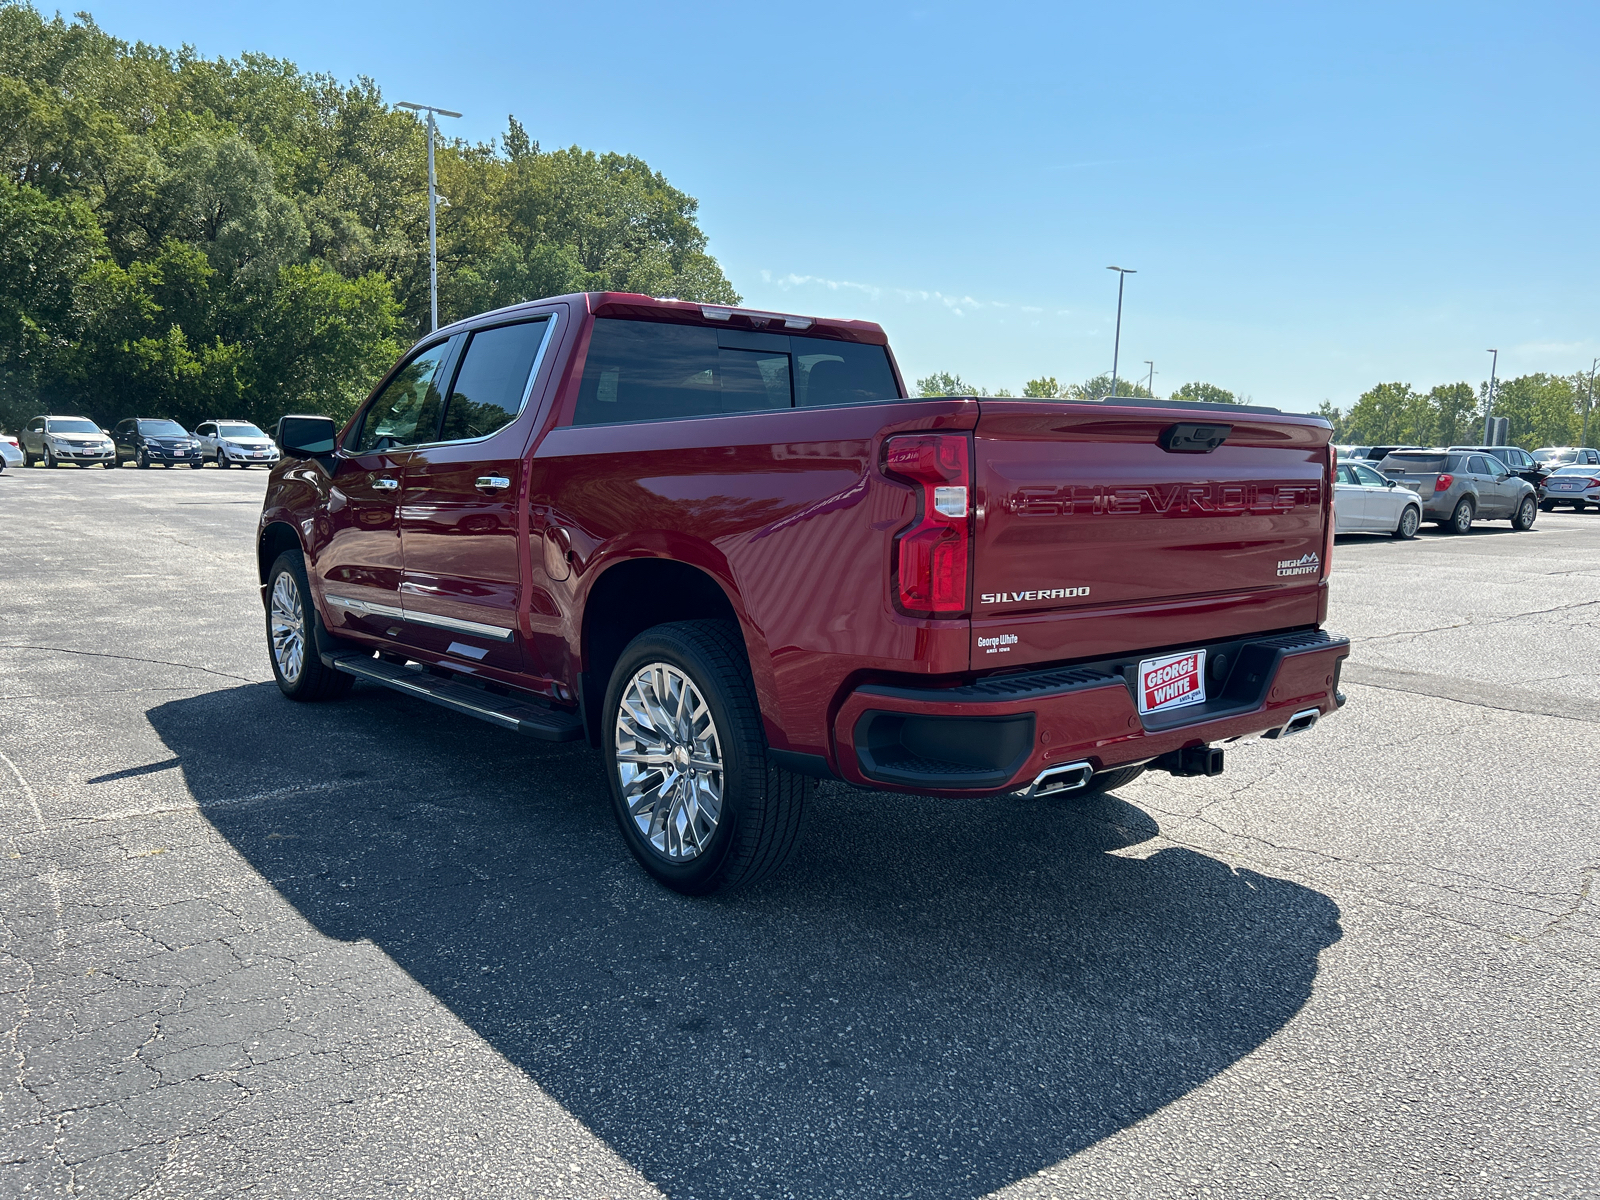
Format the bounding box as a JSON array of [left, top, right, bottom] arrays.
[[194, 420, 280, 469], [19, 415, 116, 468]]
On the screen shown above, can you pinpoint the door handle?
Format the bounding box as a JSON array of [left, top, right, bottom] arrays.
[[475, 476, 511, 492], [373, 477, 399, 491]]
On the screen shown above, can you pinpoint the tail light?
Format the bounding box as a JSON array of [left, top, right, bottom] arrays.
[[1321, 443, 1336, 582], [1434, 473, 1454, 493], [885, 433, 971, 615]]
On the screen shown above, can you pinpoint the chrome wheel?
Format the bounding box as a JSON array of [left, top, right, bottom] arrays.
[[1396, 506, 1419, 539], [614, 662, 724, 862], [269, 571, 306, 684]]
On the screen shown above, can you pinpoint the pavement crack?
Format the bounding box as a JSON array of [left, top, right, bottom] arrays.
[[0, 644, 258, 682]]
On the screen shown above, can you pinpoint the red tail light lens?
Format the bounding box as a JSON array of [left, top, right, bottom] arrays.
[[1434, 473, 1454, 492], [885, 433, 971, 615]]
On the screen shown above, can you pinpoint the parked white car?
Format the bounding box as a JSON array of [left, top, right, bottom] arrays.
[[193, 419, 280, 469], [0, 432, 22, 472], [19, 415, 117, 468], [1335, 460, 1423, 538]]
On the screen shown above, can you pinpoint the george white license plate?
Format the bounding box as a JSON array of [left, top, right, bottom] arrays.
[[1138, 649, 1207, 715]]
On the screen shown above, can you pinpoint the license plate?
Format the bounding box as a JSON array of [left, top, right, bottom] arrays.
[[1138, 649, 1207, 715], [252, 451, 266, 457], [1553, 481, 1576, 489], [172, 450, 185, 456]]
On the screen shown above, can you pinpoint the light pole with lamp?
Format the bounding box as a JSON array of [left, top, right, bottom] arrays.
[[1582, 357, 1597, 449], [396, 101, 462, 332], [1144, 360, 1156, 397], [1106, 266, 1136, 397], [1482, 348, 1498, 445]]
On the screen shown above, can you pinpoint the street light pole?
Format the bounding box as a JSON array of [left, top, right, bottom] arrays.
[[1483, 348, 1498, 445], [1106, 266, 1136, 398], [1582, 357, 1597, 449], [397, 101, 462, 332], [1144, 360, 1155, 397]]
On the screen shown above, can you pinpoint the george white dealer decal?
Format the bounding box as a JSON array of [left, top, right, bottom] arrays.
[[981, 587, 1091, 604]]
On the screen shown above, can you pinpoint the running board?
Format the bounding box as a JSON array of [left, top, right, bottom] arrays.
[[326, 653, 583, 742]]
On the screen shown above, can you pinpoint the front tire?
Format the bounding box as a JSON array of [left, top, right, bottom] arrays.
[[604, 620, 807, 895], [1447, 497, 1474, 534], [1511, 495, 1537, 531], [1393, 505, 1420, 539], [265, 550, 354, 702], [216, 453, 230, 469], [136, 449, 149, 469], [44, 449, 58, 468]]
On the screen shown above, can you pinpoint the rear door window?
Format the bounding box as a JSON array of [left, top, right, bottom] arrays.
[[572, 318, 901, 426], [438, 318, 552, 443]]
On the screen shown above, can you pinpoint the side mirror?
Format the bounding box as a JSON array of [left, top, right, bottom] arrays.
[[275, 415, 338, 459], [1385, 479, 1396, 487]]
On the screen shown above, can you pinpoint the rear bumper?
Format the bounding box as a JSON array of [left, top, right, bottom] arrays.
[[831, 629, 1350, 797]]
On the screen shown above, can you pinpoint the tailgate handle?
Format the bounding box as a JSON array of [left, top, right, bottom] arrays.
[[1159, 423, 1232, 454]]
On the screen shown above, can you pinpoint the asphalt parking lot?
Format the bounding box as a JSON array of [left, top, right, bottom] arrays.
[[2, 465, 1596, 1199]]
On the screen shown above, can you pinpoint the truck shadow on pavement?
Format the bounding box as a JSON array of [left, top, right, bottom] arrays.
[[149, 682, 1342, 1200]]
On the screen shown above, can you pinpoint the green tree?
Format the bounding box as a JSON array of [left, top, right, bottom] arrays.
[[1315, 401, 1344, 439], [1069, 373, 1153, 400], [1022, 376, 1060, 398], [917, 371, 988, 397], [1344, 382, 1433, 445], [1489, 374, 1578, 448], [1169, 381, 1237, 405], [1426, 382, 1478, 447]]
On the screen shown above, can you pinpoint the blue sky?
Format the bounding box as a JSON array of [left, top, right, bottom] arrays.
[[84, 1, 1600, 412]]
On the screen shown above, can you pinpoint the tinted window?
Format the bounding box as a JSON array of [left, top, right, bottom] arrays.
[[218, 423, 266, 439], [1552, 465, 1596, 475], [1335, 464, 1356, 484], [137, 419, 187, 437], [47, 419, 99, 434], [572, 318, 901, 426], [438, 319, 550, 442], [352, 340, 454, 454], [1382, 454, 1449, 471]]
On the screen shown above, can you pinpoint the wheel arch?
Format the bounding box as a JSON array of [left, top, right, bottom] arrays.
[[257, 521, 305, 591], [578, 554, 772, 748]]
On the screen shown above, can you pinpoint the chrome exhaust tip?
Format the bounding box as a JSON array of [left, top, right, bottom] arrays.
[[1025, 761, 1094, 798], [1264, 707, 1321, 739]]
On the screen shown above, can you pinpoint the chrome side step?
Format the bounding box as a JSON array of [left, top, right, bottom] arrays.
[[326, 653, 583, 742]]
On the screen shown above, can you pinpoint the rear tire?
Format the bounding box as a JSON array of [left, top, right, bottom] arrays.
[[1540, 501, 1555, 511], [1574, 501, 1587, 513], [1447, 497, 1474, 534], [1511, 495, 1537, 531], [603, 620, 808, 895], [265, 549, 354, 702], [1393, 505, 1420, 539]]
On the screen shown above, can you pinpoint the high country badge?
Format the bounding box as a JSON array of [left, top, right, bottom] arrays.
[[1276, 552, 1320, 577]]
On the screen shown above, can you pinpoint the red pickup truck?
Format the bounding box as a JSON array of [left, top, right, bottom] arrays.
[[259, 292, 1348, 893]]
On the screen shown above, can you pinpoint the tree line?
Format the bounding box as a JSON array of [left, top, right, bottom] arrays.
[[0, 4, 738, 434], [1317, 374, 1596, 449], [917, 371, 1242, 404]]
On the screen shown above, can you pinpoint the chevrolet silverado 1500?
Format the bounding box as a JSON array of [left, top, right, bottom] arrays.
[[259, 292, 1349, 893]]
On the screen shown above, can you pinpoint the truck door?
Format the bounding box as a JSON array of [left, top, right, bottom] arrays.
[[316, 337, 457, 637], [398, 315, 557, 674]]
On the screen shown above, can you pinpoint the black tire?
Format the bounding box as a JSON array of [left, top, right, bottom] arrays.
[[603, 620, 808, 895], [216, 453, 229, 469], [1393, 505, 1421, 539], [102, 459, 115, 469], [264, 549, 354, 702], [1447, 496, 1474, 534], [1511, 494, 1537, 531], [1079, 763, 1147, 794], [136, 448, 149, 469], [1574, 501, 1587, 513], [44, 448, 58, 468], [1540, 501, 1555, 512], [189, 458, 203, 469]]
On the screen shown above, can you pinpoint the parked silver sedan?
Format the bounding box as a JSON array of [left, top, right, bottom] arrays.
[[1540, 464, 1600, 511], [1335, 461, 1423, 538]]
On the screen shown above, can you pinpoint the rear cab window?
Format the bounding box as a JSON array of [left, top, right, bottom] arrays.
[[571, 318, 902, 426]]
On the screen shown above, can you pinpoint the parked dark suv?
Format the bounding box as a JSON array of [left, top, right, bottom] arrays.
[[112, 418, 204, 468]]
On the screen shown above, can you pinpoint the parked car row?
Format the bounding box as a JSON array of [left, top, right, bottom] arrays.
[[1, 416, 280, 471]]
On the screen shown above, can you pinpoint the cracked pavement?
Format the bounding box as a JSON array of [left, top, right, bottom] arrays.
[[1, 466, 1597, 1198]]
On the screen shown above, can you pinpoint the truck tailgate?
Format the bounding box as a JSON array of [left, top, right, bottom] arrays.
[[971, 402, 1331, 669]]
